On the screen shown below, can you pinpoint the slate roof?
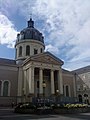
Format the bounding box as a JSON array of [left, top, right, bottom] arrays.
[[62, 68, 73, 74], [16, 18, 44, 44], [0, 58, 16, 65], [46, 52, 64, 65], [72, 65, 90, 74], [23, 51, 64, 66]]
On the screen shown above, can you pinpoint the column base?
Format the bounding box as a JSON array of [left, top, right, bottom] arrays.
[[27, 93, 35, 102], [51, 94, 55, 96], [38, 94, 43, 98], [27, 93, 34, 97]]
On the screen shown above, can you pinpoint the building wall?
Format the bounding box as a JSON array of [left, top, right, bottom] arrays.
[[0, 65, 18, 106], [62, 73, 76, 98], [0, 63, 77, 105], [15, 40, 45, 60], [76, 72, 90, 103]]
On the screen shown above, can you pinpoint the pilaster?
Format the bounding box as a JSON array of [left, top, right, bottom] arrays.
[[58, 69, 63, 95]]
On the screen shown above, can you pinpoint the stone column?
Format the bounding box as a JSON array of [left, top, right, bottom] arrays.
[[28, 67, 34, 94], [39, 68, 43, 96], [58, 69, 63, 94], [51, 70, 55, 95]]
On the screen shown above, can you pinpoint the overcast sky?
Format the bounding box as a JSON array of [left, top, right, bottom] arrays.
[[0, 0, 90, 70]]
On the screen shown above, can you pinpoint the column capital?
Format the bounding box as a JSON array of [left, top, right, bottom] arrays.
[[58, 68, 62, 72], [29, 66, 34, 69], [51, 69, 55, 72], [39, 67, 44, 70]]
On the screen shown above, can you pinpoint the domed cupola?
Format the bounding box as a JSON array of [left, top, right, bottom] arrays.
[[16, 18, 44, 43], [15, 18, 45, 63]]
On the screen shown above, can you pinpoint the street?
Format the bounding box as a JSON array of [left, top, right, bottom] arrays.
[[0, 108, 90, 120]]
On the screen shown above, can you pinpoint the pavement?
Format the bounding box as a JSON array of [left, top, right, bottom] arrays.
[[0, 108, 90, 120]]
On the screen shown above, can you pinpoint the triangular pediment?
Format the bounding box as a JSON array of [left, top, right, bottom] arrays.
[[27, 52, 64, 65]]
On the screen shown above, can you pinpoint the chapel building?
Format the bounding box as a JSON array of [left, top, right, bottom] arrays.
[[0, 18, 76, 106]]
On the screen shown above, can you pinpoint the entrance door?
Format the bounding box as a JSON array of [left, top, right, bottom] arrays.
[[78, 94, 82, 103]]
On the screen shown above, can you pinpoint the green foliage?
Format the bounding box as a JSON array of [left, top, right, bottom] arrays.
[[63, 103, 88, 109], [14, 102, 88, 114], [19, 103, 36, 109], [14, 102, 36, 113]]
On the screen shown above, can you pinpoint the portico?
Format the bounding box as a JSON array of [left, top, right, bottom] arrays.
[[22, 52, 64, 102]]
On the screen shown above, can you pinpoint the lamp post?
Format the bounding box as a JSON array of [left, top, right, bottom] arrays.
[[42, 81, 46, 109]]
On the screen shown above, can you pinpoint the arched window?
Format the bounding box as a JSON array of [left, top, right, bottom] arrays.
[[15, 48, 17, 59], [19, 46, 22, 56], [3, 81, 9, 96], [0, 81, 2, 96], [26, 45, 30, 56], [41, 48, 42, 53], [34, 49, 38, 54]]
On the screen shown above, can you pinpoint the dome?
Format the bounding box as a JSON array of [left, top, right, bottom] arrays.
[[16, 18, 44, 43]]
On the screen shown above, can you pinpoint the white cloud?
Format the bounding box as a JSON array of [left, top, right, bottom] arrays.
[[1, 0, 90, 70], [45, 44, 59, 54], [0, 12, 18, 48], [1, 0, 19, 16], [32, 0, 90, 70]]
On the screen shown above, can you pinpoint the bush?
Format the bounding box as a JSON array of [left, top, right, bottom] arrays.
[[14, 102, 88, 114], [63, 103, 88, 109], [51, 103, 64, 109], [14, 102, 36, 113]]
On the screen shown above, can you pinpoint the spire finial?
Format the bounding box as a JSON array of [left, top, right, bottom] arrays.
[[27, 13, 34, 28]]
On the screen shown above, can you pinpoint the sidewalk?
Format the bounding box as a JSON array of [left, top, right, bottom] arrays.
[[0, 106, 14, 110]]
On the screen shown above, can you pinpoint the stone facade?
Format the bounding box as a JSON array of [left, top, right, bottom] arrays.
[[73, 66, 90, 104], [0, 61, 18, 106]]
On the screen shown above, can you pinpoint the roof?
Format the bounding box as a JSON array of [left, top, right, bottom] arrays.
[[46, 52, 64, 65], [0, 58, 16, 65], [62, 69, 73, 74], [16, 18, 44, 44], [72, 65, 90, 74], [23, 51, 64, 66]]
